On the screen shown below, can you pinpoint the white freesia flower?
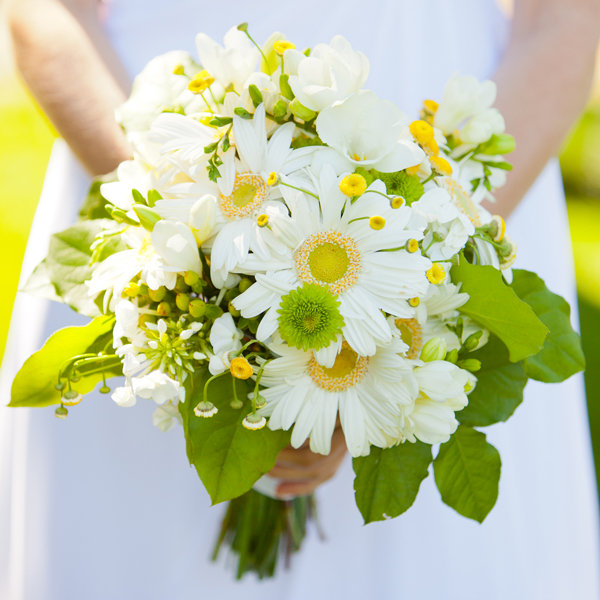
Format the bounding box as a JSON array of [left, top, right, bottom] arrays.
[[112, 384, 137, 408], [195, 27, 259, 91], [411, 187, 474, 260], [233, 168, 431, 358], [100, 160, 155, 212], [208, 313, 243, 375], [314, 91, 424, 173], [151, 220, 202, 274], [434, 74, 504, 144], [285, 35, 369, 111], [133, 371, 181, 405], [258, 337, 416, 457]]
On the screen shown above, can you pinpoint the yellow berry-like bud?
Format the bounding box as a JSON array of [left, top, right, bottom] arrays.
[[266, 171, 278, 186], [406, 239, 419, 253], [406, 164, 421, 176], [148, 286, 167, 302], [491, 214, 506, 242], [273, 40, 296, 55], [369, 215, 386, 230], [172, 64, 185, 75], [157, 302, 172, 317], [408, 297, 420, 307], [230, 357, 253, 380], [189, 299, 206, 318], [188, 70, 215, 94], [183, 271, 200, 287], [257, 214, 269, 228], [426, 263, 446, 284], [391, 196, 405, 209], [430, 155, 453, 175], [176, 293, 191, 312], [409, 120, 434, 145], [423, 99, 439, 115], [339, 173, 367, 197]]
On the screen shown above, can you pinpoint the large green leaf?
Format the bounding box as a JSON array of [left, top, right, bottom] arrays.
[[458, 336, 528, 426], [179, 370, 290, 505], [451, 259, 548, 362], [433, 425, 501, 523], [10, 316, 119, 407], [511, 269, 585, 382], [352, 441, 432, 524], [23, 219, 124, 316]]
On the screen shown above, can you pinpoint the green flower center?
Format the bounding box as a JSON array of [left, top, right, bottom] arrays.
[[308, 242, 349, 284]]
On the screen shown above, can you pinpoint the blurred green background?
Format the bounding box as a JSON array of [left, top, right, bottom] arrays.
[[1, 16, 600, 489]]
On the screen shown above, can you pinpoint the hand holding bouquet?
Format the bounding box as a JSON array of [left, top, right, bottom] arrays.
[[11, 24, 584, 579]]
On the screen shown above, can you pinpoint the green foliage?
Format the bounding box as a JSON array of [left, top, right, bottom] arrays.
[[10, 316, 119, 407], [79, 180, 110, 220], [179, 370, 290, 504], [372, 169, 424, 203], [352, 441, 432, 523], [433, 425, 501, 523], [458, 336, 528, 426], [451, 259, 548, 362], [511, 269, 585, 382], [23, 219, 124, 316]]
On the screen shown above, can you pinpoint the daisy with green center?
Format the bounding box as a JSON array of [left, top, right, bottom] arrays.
[[232, 166, 431, 362], [257, 335, 417, 456]]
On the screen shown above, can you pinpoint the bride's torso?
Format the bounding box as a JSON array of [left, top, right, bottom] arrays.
[[103, 0, 509, 111]]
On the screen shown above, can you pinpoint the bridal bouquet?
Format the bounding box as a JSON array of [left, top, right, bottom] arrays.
[[10, 25, 584, 579]]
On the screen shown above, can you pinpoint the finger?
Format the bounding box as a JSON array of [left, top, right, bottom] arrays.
[[276, 462, 342, 497], [275, 427, 347, 467], [270, 442, 347, 479]]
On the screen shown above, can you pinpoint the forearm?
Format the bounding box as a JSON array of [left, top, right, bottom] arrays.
[[492, 1, 599, 216], [8, 0, 132, 175]]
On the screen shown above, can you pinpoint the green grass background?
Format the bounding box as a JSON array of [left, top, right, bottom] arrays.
[[1, 76, 600, 490]]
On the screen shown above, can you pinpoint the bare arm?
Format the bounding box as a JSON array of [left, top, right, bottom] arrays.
[[7, 0, 132, 175], [492, 0, 600, 216]]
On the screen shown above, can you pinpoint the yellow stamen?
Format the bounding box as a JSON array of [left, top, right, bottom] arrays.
[[394, 318, 423, 359], [369, 216, 385, 230], [172, 64, 185, 75], [257, 214, 269, 228], [188, 69, 215, 94], [273, 40, 296, 55], [491, 214, 506, 242], [308, 342, 369, 392], [406, 239, 419, 253], [339, 174, 367, 197], [266, 171, 278, 186], [230, 357, 253, 380], [408, 297, 420, 307], [430, 155, 453, 176], [426, 263, 446, 284], [391, 196, 405, 209]]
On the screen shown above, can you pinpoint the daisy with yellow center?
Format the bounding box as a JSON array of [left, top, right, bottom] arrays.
[[232, 168, 431, 362]]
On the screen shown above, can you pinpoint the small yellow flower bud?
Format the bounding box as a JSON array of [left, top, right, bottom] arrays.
[[423, 99, 439, 115], [189, 299, 206, 318], [420, 337, 447, 362], [408, 297, 420, 307], [405, 164, 421, 176], [123, 282, 141, 298], [188, 70, 215, 94], [156, 302, 172, 317], [369, 216, 385, 230], [273, 40, 296, 55], [430, 155, 453, 176], [176, 293, 191, 312], [426, 263, 446, 284], [183, 271, 200, 287], [339, 173, 367, 197], [172, 64, 185, 75], [266, 171, 278, 186], [257, 214, 269, 227], [148, 287, 167, 302], [406, 239, 419, 253], [391, 196, 405, 209], [230, 357, 253, 380], [409, 120, 434, 145]]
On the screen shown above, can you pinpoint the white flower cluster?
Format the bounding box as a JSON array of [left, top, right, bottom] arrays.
[[88, 27, 515, 456]]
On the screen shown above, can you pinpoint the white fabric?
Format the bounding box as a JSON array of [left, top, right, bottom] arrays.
[[2, 1, 599, 598]]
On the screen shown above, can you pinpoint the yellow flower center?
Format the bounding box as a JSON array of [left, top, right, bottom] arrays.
[[426, 263, 446, 284], [409, 120, 434, 146], [394, 318, 423, 360], [257, 214, 269, 227], [350, 153, 366, 162], [408, 297, 420, 307], [369, 216, 385, 230], [219, 173, 268, 219], [430, 155, 453, 175], [230, 357, 253, 380], [406, 239, 419, 253], [273, 40, 296, 55], [391, 196, 405, 209], [295, 231, 361, 294], [308, 343, 369, 392], [442, 177, 481, 227], [339, 174, 367, 197], [172, 64, 185, 75], [188, 69, 215, 94]]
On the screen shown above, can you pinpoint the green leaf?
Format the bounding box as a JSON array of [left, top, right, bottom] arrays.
[[79, 180, 110, 220], [451, 259, 548, 362], [352, 442, 432, 524], [433, 425, 501, 523], [458, 336, 528, 426], [23, 219, 123, 316], [179, 370, 290, 504], [10, 316, 119, 407], [511, 269, 585, 382]]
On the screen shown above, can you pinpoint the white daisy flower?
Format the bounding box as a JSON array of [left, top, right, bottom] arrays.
[[208, 313, 244, 375], [233, 167, 431, 359], [258, 337, 417, 457]]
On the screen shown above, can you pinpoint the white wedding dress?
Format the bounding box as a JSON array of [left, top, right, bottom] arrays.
[[2, 1, 599, 598]]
